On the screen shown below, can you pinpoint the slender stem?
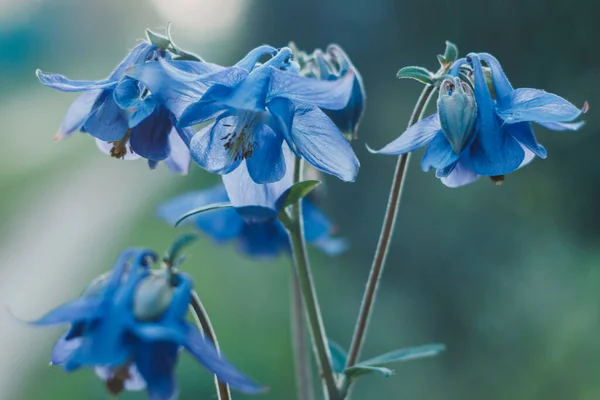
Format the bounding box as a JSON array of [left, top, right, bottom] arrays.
[[190, 291, 231, 400], [291, 268, 314, 400], [341, 84, 437, 397], [281, 156, 340, 400]]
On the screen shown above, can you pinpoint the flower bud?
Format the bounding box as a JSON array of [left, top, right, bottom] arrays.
[[437, 77, 477, 154], [133, 270, 174, 321]]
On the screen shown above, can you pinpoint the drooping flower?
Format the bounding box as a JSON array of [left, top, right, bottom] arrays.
[[28, 249, 262, 399], [372, 52, 587, 187], [126, 46, 360, 184], [158, 184, 348, 259], [37, 40, 195, 174], [295, 44, 366, 140]]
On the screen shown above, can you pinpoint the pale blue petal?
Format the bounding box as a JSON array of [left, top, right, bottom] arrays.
[[536, 120, 585, 131], [235, 45, 277, 70], [439, 161, 480, 188], [83, 91, 129, 142], [246, 124, 286, 184], [369, 113, 442, 155], [222, 145, 294, 223], [506, 122, 547, 158], [56, 89, 101, 140], [51, 335, 81, 365], [287, 103, 359, 182], [312, 236, 349, 256], [267, 68, 355, 110], [302, 200, 332, 242], [189, 116, 242, 174], [420, 132, 460, 171], [27, 298, 100, 326], [163, 128, 191, 174], [36, 70, 115, 92], [113, 77, 142, 109], [496, 88, 586, 125], [129, 96, 158, 128]]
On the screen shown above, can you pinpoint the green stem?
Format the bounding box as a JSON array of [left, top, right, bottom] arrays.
[[341, 83, 437, 398], [190, 292, 231, 400], [291, 268, 315, 400], [281, 157, 340, 400]]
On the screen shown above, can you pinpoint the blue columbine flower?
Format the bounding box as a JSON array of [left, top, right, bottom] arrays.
[[297, 44, 366, 140], [126, 46, 360, 184], [372, 52, 587, 187], [158, 184, 348, 259], [28, 249, 262, 399], [37, 41, 195, 174]]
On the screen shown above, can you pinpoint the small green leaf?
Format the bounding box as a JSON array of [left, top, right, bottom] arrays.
[[360, 343, 446, 367], [165, 233, 198, 265], [442, 41, 459, 64], [175, 202, 233, 227], [146, 29, 171, 49], [396, 66, 434, 85], [282, 180, 321, 209], [344, 365, 393, 379], [328, 341, 348, 374]]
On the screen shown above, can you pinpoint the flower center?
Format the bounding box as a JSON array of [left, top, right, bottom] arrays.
[[221, 112, 260, 162], [110, 130, 132, 159]]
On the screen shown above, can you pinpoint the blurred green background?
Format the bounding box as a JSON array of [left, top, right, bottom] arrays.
[[1, 0, 598, 399]]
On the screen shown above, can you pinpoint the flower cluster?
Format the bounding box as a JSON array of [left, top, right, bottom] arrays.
[[374, 52, 587, 187], [29, 248, 262, 399]]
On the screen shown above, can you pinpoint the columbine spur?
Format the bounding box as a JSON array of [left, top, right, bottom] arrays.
[[126, 46, 360, 184], [372, 52, 587, 187], [158, 184, 348, 259], [28, 249, 262, 399], [37, 40, 194, 174]]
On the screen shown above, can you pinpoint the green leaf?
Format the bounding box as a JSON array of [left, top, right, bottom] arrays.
[[442, 41, 459, 64], [396, 66, 434, 85], [282, 180, 321, 209], [344, 365, 393, 379], [174, 202, 233, 227], [165, 233, 198, 265], [328, 341, 348, 374], [145, 29, 171, 49], [359, 343, 446, 367]]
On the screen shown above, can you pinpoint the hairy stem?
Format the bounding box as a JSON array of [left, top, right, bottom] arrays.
[[291, 269, 315, 400], [190, 292, 231, 400], [281, 156, 340, 400], [342, 84, 437, 398]]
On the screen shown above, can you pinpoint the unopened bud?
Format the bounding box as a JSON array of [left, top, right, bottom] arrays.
[[437, 77, 477, 154]]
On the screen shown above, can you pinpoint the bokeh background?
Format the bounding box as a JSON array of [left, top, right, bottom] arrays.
[[0, 0, 598, 399]]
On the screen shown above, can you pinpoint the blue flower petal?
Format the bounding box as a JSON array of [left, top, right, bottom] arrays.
[[312, 236, 349, 256], [113, 77, 142, 110], [129, 95, 158, 128], [51, 335, 82, 365], [222, 145, 295, 223], [109, 42, 156, 80], [462, 53, 525, 175], [246, 124, 286, 184], [163, 128, 191, 174], [134, 323, 264, 394], [286, 103, 359, 182], [302, 200, 332, 242], [496, 88, 587, 125], [236, 222, 288, 259], [536, 120, 585, 131], [235, 45, 277, 71], [439, 161, 479, 188], [27, 297, 101, 326], [36, 70, 116, 92], [129, 106, 172, 161], [506, 122, 547, 158], [368, 113, 442, 155], [55, 89, 101, 141], [135, 342, 179, 400], [189, 116, 242, 175], [83, 91, 129, 142], [267, 67, 355, 110], [420, 131, 460, 171], [478, 53, 514, 101], [177, 86, 231, 127]]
